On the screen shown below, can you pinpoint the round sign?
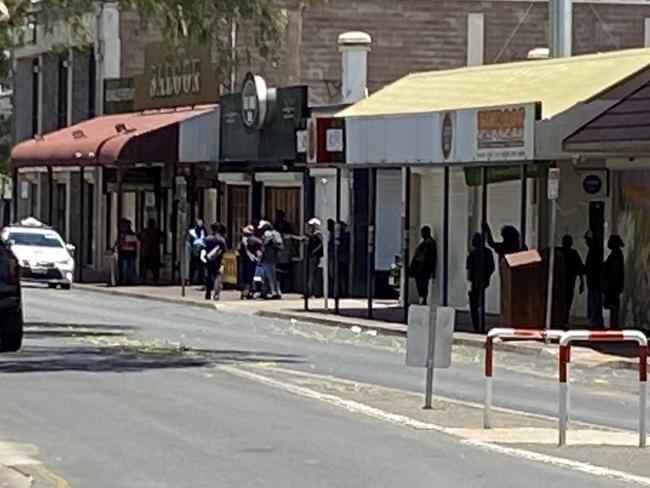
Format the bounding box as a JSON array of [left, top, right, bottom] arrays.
[[241, 72, 268, 129], [441, 113, 453, 160], [582, 174, 603, 195]]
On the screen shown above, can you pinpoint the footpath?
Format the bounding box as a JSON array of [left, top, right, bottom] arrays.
[[77, 284, 642, 371]]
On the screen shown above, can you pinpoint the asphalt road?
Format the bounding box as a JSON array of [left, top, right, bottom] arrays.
[[0, 286, 644, 487]]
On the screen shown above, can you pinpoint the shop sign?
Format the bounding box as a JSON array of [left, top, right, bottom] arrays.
[[441, 113, 454, 160], [241, 72, 269, 129], [104, 78, 134, 114], [299, 117, 345, 165], [134, 43, 219, 110], [463, 163, 548, 187], [475, 104, 535, 161], [582, 174, 603, 195]]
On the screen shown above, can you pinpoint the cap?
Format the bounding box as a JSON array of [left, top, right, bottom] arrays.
[[258, 220, 270, 230], [307, 218, 321, 226]]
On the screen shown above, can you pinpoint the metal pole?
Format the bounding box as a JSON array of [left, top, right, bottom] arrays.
[[367, 169, 376, 319], [559, 344, 569, 446], [303, 169, 310, 311], [78, 168, 85, 283], [641, 381, 647, 448], [479, 166, 488, 333], [334, 167, 341, 314], [47, 166, 53, 226], [546, 200, 557, 330], [442, 167, 450, 307], [402, 167, 411, 324], [12, 167, 18, 222], [424, 286, 436, 409], [549, 0, 573, 58], [520, 164, 527, 248]]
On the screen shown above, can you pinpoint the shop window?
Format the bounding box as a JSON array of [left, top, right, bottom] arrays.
[[57, 55, 69, 129], [88, 50, 96, 118], [31, 58, 39, 136], [29, 183, 38, 217], [85, 182, 94, 265], [227, 185, 249, 248]]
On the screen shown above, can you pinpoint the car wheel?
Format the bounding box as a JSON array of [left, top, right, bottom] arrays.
[[48, 283, 58, 289], [61, 283, 71, 290], [0, 309, 23, 352]]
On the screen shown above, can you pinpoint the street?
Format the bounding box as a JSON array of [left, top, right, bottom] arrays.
[[0, 286, 648, 487]]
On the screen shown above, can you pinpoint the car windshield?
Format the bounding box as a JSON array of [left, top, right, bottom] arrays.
[[8, 231, 64, 248]]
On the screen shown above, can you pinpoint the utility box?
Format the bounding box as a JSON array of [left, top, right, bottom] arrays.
[[500, 250, 546, 328]]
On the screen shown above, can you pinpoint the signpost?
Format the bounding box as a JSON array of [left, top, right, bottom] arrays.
[[176, 177, 188, 298], [546, 166, 560, 329], [406, 297, 454, 408]]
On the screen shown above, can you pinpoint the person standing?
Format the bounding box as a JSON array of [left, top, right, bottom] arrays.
[[188, 219, 206, 286], [259, 220, 283, 299], [560, 234, 585, 326], [201, 223, 227, 300], [138, 218, 162, 284], [306, 218, 324, 298], [338, 221, 351, 298], [603, 234, 625, 329], [584, 230, 604, 328], [484, 223, 525, 260], [409, 226, 437, 305], [466, 232, 495, 332], [116, 218, 138, 286], [274, 209, 295, 292], [238, 225, 261, 299]]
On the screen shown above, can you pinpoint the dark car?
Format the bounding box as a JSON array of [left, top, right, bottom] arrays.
[[0, 239, 23, 352]]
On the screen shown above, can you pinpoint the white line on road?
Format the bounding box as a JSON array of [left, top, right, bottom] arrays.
[[222, 365, 650, 487]]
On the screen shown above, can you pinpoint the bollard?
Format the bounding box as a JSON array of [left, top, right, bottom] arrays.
[[558, 330, 648, 447]]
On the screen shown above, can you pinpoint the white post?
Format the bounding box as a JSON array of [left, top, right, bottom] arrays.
[[640, 381, 647, 448], [559, 381, 568, 446], [484, 376, 493, 429]]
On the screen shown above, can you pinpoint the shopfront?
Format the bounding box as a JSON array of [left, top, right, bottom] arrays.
[[338, 47, 650, 324], [218, 74, 309, 290]]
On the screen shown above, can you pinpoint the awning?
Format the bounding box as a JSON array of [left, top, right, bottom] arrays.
[[11, 105, 218, 167], [337, 48, 650, 120], [564, 81, 650, 154]]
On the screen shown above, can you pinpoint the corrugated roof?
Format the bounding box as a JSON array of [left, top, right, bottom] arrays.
[[337, 48, 650, 120]]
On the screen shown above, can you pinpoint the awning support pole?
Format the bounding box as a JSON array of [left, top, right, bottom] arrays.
[[78, 167, 85, 283], [367, 168, 376, 320], [334, 166, 342, 314], [47, 166, 53, 226], [402, 167, 411, 324], [443, 166, 450, 307], [479, 166, 489, 333], [520, 164, 527, 248], [12, 167, 18, 222]]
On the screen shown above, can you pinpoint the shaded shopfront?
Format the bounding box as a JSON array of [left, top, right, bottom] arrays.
[[10, 42, 221, 283], [218, 74, 310, 291], [564, 79, 650, 330], [336, 47, 650, 327]]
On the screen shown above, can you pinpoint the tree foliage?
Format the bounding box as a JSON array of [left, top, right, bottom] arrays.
[[0, 0, 291, 84]]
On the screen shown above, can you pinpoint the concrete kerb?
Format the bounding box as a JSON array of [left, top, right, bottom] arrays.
[[75, 285, 639, 372]]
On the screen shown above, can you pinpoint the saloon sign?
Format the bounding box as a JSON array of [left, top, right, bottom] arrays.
[[475, 104, 535, 161], [134, 43, 219, 110]]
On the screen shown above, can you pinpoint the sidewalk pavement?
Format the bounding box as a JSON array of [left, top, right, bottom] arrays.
[[0, 465, 30, 488], [76, 284, 640, 370]]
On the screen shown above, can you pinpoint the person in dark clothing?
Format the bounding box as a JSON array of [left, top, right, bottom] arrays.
[[274, 209, 294, 236], [188, 219, 206, 286], [260, 220, 284, 299], [584, 230, 604, 328], [409, 226, 437, 305], [138, 218, 162, 284], [603, 234, 625, 329], [466, 233, 495, 332], [274, 209, 295, 292], [338, 221, 351, 298], [306, 218, 324, 298], [237, 225, 258, 299], [200, 223, 227, 300], [484, 223, 525, 259], [116, 218, 138, 286], [560, 235, 585, 326]]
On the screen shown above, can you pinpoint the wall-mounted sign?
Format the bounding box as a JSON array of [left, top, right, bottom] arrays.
[[441, 112, 454, 161], [241, 72, 269, 129], [582, 174, 603, 195], [134, 43, 219, 110], [475, 104, 535, 161], [104, 78, 134, 114], [299, 117, 345, 165]]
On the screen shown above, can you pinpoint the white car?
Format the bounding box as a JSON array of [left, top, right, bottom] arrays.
[[1, 218, 75, 289]]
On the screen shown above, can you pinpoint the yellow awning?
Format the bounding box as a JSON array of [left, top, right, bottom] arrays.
[[337, 48, 650, 120]]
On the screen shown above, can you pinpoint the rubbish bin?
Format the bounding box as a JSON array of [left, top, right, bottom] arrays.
[[500, 250, 546, 328]]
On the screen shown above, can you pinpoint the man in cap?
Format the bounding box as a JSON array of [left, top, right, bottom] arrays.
[[306, 218, 324, 298]]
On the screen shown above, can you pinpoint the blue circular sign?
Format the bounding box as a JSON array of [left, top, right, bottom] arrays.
[[583, 175, 602, 195]]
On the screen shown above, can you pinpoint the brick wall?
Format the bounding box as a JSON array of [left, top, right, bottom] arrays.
[[40, 54, 58, 134], [119, 11, 163, 78], [71, 51, 91, 124], [225, 1, 650, 105]]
